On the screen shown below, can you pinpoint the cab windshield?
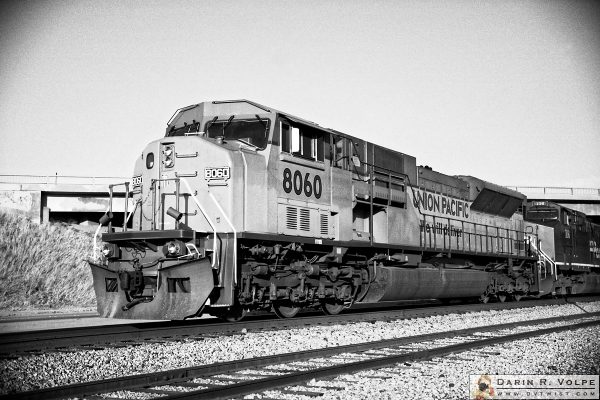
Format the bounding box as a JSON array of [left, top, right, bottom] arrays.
[[206, 118, 270, 149], [526, 208, 559, 222]]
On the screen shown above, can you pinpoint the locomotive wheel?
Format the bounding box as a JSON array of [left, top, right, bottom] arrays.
[[321, 301, 344, 315], [272, 302, 301, 318], [219, 304, 246, 322], [513, 294, 523, 302], [497, 294, 507, 303]]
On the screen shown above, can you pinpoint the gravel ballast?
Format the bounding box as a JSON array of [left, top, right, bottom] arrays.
[[1, 301, 599, 396], [267, 327, 600, 400]]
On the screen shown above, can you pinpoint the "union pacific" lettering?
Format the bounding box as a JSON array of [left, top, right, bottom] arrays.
[[413, 190, 470, 218]]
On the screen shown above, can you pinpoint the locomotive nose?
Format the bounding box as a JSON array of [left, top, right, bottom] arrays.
[[90, 133, 245, 319]]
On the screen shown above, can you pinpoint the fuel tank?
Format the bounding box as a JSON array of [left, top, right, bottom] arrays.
[[360, 266, 491, 302], [559, 273, 600, 295]]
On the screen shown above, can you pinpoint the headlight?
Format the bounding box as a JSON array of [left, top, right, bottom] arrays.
[[162, 145, 175, 168], [163, 240, 186, 257], [101, 243, 120, 260], [167, 242, 180, 254]]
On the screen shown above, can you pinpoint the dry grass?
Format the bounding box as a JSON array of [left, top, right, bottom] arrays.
[[0, 211, 97, 310]]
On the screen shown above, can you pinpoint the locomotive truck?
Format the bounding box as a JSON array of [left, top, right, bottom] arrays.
[[89, 99, 600, 320]]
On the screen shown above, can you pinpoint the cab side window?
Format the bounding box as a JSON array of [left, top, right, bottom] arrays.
[[333, 135, 363, 174], [563, 211, 570, 226], [333, 136, 348, 169], [281, 123, 291, 152], [280, 121, 324, 162]]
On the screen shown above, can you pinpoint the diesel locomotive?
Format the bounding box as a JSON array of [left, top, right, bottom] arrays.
[[89, 100, 600, 320]]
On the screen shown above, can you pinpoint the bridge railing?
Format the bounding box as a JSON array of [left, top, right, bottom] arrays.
[[0, 174, 129, 186], [507, 186, 600, 197]]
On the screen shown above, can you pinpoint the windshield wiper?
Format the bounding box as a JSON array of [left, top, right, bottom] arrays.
[[236, 138, 260, 149], [223, 115, 235, 131], [206, 116, 218, 131], [255, 114, 267, 127]]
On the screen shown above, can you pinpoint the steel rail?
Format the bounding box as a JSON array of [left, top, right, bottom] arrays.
[[0, 312, 98, 324], [182, 318, 600, 400], [4, 312, 599, 400], [1, 296, 598, 356]]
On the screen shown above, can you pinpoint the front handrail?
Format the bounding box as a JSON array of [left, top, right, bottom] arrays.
[[148, 178, 180, 230], [108, 182, 130, 232], [180, 178, 219, 268], [207, 191, 238, 285]]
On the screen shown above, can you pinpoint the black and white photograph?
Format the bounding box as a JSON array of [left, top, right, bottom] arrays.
[[1, 1, 599, 399]]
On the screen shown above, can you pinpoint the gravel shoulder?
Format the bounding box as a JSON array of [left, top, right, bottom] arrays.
[[1, 301, 599, 396]]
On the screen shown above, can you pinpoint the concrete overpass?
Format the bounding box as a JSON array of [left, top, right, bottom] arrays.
[[0, 175, 131, 227], [1, 175, 599, 226], [508, 186, 600, 223]]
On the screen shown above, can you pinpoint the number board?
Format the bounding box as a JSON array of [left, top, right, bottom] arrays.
[[204, 167, 231, 181], [282, 167, 324, 200], [132, 175, 143, 187]]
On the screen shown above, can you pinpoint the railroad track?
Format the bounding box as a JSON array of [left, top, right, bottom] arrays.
[[4, 312, 599, 400], [0, 311, 98, 323], [1, 296, 598, 357]]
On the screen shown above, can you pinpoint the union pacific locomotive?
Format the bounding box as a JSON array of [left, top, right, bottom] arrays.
[[89, 100, 600, 320]]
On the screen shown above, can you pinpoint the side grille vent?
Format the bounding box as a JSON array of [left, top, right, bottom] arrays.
[[320, 213, 329, 236], [279, 202, 331, 238], [299, 209, 310, 231], [286, 207, 298, 230]]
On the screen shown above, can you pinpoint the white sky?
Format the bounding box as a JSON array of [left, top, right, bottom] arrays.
[[1, 0, 599, 187]]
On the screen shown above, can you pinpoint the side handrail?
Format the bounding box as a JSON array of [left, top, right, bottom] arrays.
[[92, 187, 112, 261], [527, 236, 556, 279], [208, 191, 238, 285], [93, 182, 130, 260], [180, 178, 219, 268]]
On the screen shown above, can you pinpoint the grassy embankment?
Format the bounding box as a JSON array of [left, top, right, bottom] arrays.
[[0, 211, 97, 310]]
